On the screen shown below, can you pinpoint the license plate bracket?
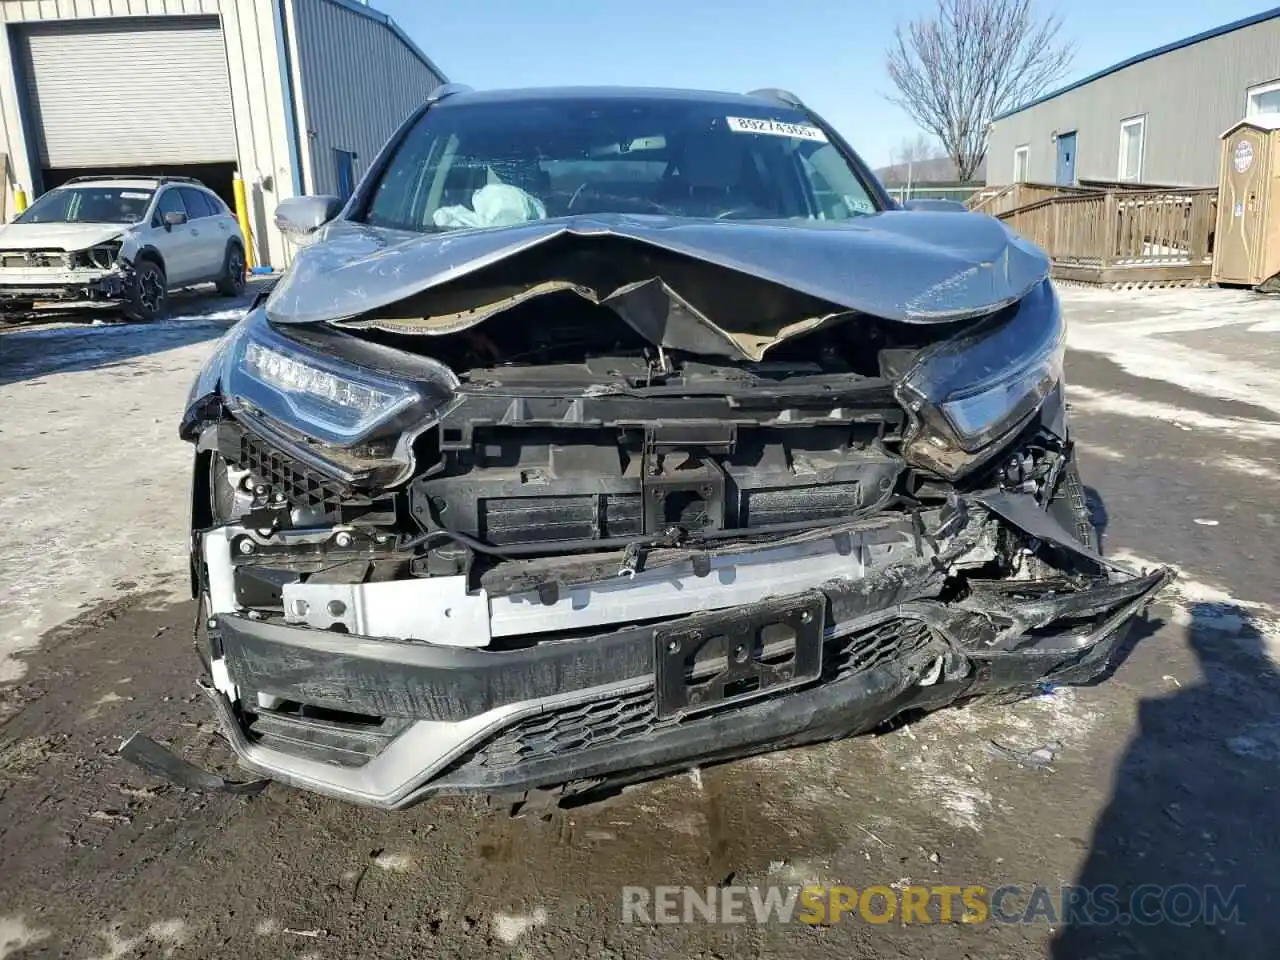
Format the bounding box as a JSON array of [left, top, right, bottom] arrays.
[[654, 591, 825, 719]]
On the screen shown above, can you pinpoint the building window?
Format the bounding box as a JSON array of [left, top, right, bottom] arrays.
[[333, 149, 358, 201], [1013, 145, 1029, 182], [1117, 116, 1145, 181], [1246, 79, 1280, 118]]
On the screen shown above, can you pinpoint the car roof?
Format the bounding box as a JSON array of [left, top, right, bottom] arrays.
[[433, 85, 806, 110]]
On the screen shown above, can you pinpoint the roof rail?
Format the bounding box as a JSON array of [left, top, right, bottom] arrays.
[[746, 88, 806, 108], [58, 174, 203, 186], [426, 82, 473, 104]]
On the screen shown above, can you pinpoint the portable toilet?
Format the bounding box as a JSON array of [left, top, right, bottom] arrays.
[[1213, 115, 1280, 287]]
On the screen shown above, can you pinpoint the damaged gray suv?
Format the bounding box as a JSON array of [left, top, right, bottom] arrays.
[[169, 85, 1170, 808]]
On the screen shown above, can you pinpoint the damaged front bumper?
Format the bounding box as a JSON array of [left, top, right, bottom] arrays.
[[193, 491, 1170, 810], [0, 265, 130, 305]]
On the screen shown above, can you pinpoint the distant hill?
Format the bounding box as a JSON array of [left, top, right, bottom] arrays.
[[874, 155, 986, 185]]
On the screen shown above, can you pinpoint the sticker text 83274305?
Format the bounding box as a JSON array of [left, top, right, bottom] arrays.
[[725, 116, 829, 143]]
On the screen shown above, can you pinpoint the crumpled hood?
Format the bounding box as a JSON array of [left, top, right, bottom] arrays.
[[0, 222, 126, 252], [267, 211, 1049, 361]]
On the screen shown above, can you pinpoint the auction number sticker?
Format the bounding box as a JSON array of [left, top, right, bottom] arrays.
[[726, 116, 828, 142]]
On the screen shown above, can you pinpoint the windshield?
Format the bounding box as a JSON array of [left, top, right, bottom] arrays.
[[16, 187, 154, 225], [363, 95, 880, 233]]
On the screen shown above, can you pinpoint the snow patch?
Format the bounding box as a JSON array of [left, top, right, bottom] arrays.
[[766, 859, 830, 888], [491, 907, 548, 944], [1213, 454, 1280, 484], [0, 915, 50, 959], [1067, 386, 1280, 442], [1061, 286, 1280, 414], [882, 683, 1100, 833], [1080, 444, 1125, 461], [1109, 550, 1280, 663], [0, 325, 218, 682], [85, 919, 188, 960], [1226, 721, 1280, 761], [372, 851, 413, 872]]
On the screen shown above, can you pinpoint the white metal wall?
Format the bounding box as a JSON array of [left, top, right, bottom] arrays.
[[286, 0, 443, 198], [987, 16, 1280, 186], [0, 0, 300, 267]]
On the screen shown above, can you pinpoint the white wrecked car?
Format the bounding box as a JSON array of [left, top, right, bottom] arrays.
[[0, 176, 246, 320]]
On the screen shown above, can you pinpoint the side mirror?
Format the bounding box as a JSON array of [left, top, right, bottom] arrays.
[[901, 198, 970, 213], [274, 195, 343, 238], [163, 210, 188, 229]]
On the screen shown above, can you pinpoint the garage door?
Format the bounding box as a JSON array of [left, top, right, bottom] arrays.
[[17, 17, 236, 168]]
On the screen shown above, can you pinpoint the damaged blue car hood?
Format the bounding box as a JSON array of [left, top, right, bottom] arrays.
[[265, 211, 1049, 361]]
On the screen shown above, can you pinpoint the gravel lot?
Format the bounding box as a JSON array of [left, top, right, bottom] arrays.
[[1, 285, 1278, 959]]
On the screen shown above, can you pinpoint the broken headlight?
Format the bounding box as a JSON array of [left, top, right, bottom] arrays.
[[73, 240, 123, 270], [897, 280, 1065, 478], [224, 312, 421, 446]]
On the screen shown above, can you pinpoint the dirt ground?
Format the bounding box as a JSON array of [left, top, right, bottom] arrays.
[[2, 286, 1279, 959]]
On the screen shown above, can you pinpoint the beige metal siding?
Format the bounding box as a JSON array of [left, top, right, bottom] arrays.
[[0, 0, 303, 268], [988, 17, 1280, 186], [287, 0, 443, 198], [17, 17, 235, 166], [215, 0, 305, 268]]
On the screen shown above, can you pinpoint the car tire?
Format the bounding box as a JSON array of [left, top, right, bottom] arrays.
[[124, 259, 168, 323], [215, 242, 247, 297]]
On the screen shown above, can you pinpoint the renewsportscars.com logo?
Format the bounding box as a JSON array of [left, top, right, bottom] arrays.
[[621, 884, 1245, 926]]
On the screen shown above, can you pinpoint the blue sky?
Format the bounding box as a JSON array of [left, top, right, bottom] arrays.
[[375, 1, 1274, 168]]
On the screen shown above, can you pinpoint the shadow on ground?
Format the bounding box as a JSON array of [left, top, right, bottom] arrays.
[[0, 289, 251, 387], [1052, 602, 1279, 959]]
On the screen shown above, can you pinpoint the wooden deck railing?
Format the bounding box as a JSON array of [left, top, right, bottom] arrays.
[[966, 181, 1096, 217], [992, 186, 1217, 282]]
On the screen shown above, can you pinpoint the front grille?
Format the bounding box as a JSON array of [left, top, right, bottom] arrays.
[[458, 617, 940, 773], [481, 493, 643, 545], [829, 618, 934, 681], [471, 688, 670, 771], [0, 250, 64, 268], [238, 430, 348, 515], [246, 709, 409, 768], [742, 482, 866, 526]]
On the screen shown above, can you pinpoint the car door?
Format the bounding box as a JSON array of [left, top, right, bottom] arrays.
[[149, 188, 197, 285], [180, 187, 230, 279]]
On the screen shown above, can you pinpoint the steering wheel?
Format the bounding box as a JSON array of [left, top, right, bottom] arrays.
[[566, 183, 675, 216]]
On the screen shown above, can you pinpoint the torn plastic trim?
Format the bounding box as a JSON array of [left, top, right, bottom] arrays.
[[119, 729, 268, 795]]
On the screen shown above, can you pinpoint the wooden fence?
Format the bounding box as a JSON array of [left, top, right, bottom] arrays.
[[980, 185, 1218, 284]]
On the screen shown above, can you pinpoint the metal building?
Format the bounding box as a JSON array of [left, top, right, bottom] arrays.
[[0, 0, 445, 269], [987, 8, 1280, 187]]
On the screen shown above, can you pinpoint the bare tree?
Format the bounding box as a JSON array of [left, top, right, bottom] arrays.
[[890, 133, 945, 168], [886, 0, 1074, 181], [885, 133, 946, 181]]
